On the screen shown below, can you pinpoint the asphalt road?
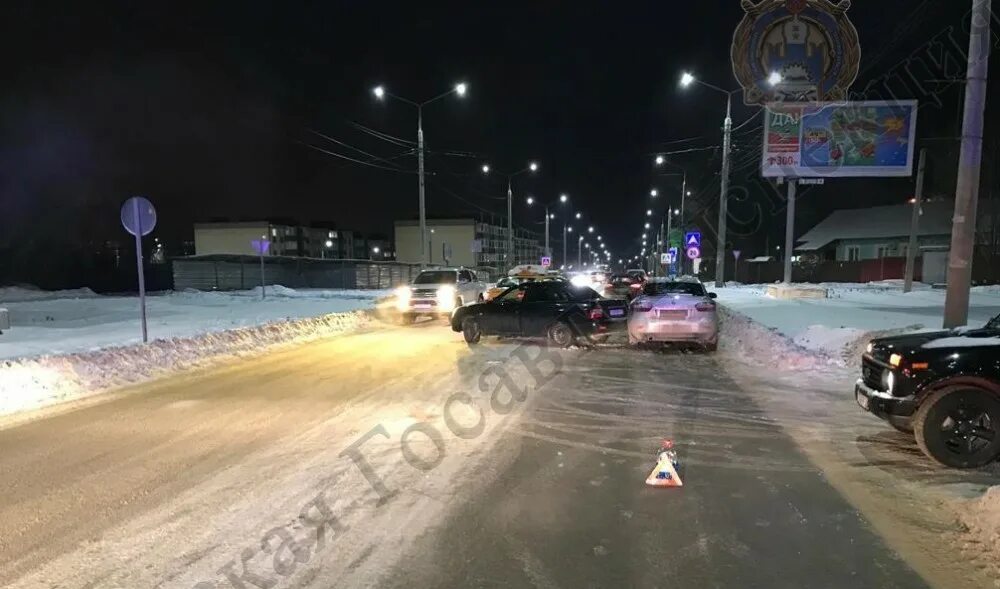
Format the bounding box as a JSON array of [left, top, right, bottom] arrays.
[[381, 343, 928, 588], [0, 322, 928, 588]]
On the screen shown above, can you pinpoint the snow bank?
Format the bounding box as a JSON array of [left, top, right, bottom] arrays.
[[717, 305, 842, 369], [0, 286, 389, 361], [0, 310, 374, 418], [0, 285, 99, 302], [957, 486, 1000, 574]]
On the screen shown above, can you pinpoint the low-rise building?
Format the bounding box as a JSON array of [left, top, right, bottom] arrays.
[[394, 217, 543, 271], [795, 201, 956, 262]]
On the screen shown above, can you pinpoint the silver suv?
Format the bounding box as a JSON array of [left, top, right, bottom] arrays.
[[395, 268, 488, 322]]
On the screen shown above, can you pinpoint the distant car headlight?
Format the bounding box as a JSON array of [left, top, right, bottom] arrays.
[[571, 275, 590, 287], [866, 342, 874, 354], [437, 285, 457, 311], [395, 286, 411, 311]]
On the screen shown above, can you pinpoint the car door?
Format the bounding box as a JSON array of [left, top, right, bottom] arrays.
[[483, 285, 526, 334], [457, 270, 475, 303], [519, 284, 571, 336]]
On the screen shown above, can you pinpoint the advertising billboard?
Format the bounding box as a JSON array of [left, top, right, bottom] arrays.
[[761, 100, 918, 178]]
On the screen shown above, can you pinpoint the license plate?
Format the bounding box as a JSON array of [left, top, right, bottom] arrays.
[[414, 304, 433, 310], [657, 310, 687, 320], [856, 390, 870, 410], [609, 309, 624, 317]]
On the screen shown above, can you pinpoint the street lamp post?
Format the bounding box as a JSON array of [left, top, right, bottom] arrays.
[[373, 82, 467, 267], [484, 162, 538, 271], [680, 71, 778, 287]]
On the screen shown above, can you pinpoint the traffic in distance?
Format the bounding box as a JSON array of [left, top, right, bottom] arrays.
[[393, 264, 720, 352]]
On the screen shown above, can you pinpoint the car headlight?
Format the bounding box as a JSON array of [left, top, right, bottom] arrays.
[[865, 342, 874, 354], [886, 370, 895, 393], [437, 285, 457, 311], [395, 286, 411, 311]]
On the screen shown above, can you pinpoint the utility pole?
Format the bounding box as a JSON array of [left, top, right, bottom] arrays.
[[715, 93, 733, 288], [944, 0, 991, 328], [783, 179, 797, 284], [417, 107, 427, 267], [679, 171, 687, 275], [578, 237, 583, 268], [904, 149, 928, 293], [507, 178, 513, 271], [666, 211, 674, 277], [544, 206, 550, 259], [562, 224, 568, 269]]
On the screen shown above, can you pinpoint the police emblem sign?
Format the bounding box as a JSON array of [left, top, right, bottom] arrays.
[[731, 0, 860, 106]]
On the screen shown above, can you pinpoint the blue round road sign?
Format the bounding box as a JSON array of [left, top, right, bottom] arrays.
[[121, 197, 157, 237]]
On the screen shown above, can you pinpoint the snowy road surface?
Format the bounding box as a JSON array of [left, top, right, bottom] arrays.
[[0, 321, 979, 588]]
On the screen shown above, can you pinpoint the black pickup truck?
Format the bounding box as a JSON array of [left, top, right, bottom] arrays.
[[855, 314, 1000, 468]]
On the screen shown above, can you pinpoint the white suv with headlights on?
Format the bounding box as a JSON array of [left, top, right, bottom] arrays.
[[395, 268, 488, 323]]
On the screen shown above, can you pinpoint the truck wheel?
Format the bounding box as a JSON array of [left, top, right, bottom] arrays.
[[548, 322, 574, 348], [462, 317, 482, 344], [914, 387, 1000, 468]]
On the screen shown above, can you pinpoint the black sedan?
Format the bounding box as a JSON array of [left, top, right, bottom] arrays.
[[451, 281, 628, 346], [856, 313, 1000, 468]]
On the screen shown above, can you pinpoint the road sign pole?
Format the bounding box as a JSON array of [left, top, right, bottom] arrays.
[[783, 179, 797, 284], [132, 200, 148, 343], [944, 0, 991, 328], [904, 149, 927, 293]]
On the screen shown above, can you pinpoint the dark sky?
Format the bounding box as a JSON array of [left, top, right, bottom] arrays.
[[0, 0, 992, 266]]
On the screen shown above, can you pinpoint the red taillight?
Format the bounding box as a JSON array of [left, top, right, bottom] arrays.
[[588, 307, 604, 320], [695, 302, 716, 312], [629, 283, 641, 289]]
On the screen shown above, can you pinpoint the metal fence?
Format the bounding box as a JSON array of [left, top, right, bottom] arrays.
[[172, 255, 494, 291]]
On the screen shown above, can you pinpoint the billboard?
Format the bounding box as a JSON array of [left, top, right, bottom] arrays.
[[761, 100, 917, 178]]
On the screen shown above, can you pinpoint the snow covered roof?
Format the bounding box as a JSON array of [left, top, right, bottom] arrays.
[[796, 201, 955, 251]]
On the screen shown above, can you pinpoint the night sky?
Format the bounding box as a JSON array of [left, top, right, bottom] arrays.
[[1, 1, 994, 286]]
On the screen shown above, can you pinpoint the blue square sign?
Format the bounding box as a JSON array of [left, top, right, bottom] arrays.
[[684, 231, 701, 249]]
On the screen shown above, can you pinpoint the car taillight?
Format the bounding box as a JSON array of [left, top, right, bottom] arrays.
[[629, 283, 641, 289], [588, 307, 604, 320], [695, 302, 716, 312], [632, 301, 652, 312]]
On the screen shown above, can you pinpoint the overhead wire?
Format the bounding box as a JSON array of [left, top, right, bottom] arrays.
[[295, 141, 418, 174]]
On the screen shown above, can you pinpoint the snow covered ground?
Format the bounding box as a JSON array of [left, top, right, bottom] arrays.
[[0, 285, 391, 361], [715, 282, 1000, 363]]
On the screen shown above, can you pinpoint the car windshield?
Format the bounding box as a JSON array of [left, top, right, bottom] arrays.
[[497, 277, 520, 288], [413, 271, 457, 285], [988, 314, 1000, 330], [643, 281, 706, 296]]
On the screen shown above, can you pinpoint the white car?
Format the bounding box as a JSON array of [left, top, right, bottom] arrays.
[[627, 278, 719, 351], [395, 268, 488, 323]]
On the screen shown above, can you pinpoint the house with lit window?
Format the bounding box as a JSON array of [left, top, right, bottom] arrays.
[[795, 201, 957, 262]]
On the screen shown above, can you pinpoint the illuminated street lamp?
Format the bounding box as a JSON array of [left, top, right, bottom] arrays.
[[373, 81, 467, 266]]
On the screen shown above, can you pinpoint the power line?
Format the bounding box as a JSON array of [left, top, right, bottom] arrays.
[[296, 141, 418, 174], [307, 129, 410, 170], [347, 120, 417, 148]]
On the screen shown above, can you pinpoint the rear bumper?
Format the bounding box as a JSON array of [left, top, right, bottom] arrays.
[[854, 379, 917, 419], [627, 319, 717, 343]]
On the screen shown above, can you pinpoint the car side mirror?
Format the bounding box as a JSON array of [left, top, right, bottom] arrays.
[[708, 292, 718, 299]]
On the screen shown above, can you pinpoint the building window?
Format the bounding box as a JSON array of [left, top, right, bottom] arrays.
[[875, 244, 891, 259], [846, 245, 861, 261]]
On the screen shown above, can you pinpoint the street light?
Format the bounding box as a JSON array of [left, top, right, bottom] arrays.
[[559, 193, 568, 203], [483, 161, 538, 270], [526, 196, 535, 205], [526, 193, 568, 262], [646, 209, 653, 216], [650, 189, 658, 197], [575, 212, 582, 220], [372, 81, 467, 266], [679, 70, 740, 287], [588, 226, 594, 233], [655, 155, 665, 165]]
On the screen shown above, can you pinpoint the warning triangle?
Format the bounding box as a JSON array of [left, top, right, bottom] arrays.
[[645, 456, 683, 487]]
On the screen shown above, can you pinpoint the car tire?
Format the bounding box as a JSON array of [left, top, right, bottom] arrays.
[[462, 317, 482, 344], [548, 322, 574, 348], [914, 386, 1000, 469], [703, 340, 718, 353], [887, 416, 914, 434]]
